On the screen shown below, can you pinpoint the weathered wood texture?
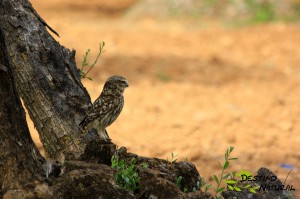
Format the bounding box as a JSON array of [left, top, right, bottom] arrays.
[[0, 28, 46, 198], [0, 0, 92, 161]]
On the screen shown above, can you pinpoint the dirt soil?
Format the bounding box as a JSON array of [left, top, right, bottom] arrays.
[[29, 0, 300, 194]]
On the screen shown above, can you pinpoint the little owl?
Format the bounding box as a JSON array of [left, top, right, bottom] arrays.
[[79, 75, 129, 142]]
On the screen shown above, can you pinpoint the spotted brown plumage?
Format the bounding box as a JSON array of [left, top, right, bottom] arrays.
[[79, 75, 129, 142]]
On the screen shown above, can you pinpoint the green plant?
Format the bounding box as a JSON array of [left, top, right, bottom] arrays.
[[244, 0, 276, 23], [176, 176, 183, 188], [212, 146, 237, 199], [141, 162, 148, 168], [204, 183, 212, 193], [184, 187, 188, 193], [199, 147, 263, 197], [111, 155, 140, 192], [176, 176, 188, 193], [167, 152, 178, 163], [80, 41, 105, 80], [196, 146, 237, 198], [192, 178, 207, 192], [226, 170, 260, 193]]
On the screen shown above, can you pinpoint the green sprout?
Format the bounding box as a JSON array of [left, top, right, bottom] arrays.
[[141, 162, 149, 168], [176, 176, 188, 193], [226, 170, 260, 193], [111, 155, 140, 192], [167, 152, 178, 163], [176, 176, 183, 188], [212, 146, 238, 199], [193, 178, 206, 192], [197, 146, 237, 198], [80, 41, 105, 80]]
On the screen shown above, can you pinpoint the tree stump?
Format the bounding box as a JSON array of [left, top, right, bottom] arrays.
[[81, 140, 116, 165]]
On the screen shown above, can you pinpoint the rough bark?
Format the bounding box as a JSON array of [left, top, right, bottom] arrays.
[[0, 0, 92, 161], [0, 28, 49, 199]]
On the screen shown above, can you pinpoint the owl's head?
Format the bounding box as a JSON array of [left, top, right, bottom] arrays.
[[103, 75, 129, 94]]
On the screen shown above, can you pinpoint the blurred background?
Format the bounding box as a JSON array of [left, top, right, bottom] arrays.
[[29, 0, 300, 194]]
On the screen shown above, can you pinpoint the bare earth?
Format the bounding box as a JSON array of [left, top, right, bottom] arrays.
[[29, 0, 300, 194]]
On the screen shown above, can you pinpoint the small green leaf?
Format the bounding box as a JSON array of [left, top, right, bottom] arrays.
[[236, 170, 252, 178], [228, 157, 238, 160], [225, 180, 237, 184], [205, 184, 211, 192], [176, 176, 183, 188], [141, 162, 148, 168], [217, 187, 225, 193], [184, 187, 188, 193], [229, 146, 234, 152], [244, 184, 251, 188], [223, 161, 229, 169], [253, 186, 260, 190], [222, 173, 231, 179], [234, 187, 241, 192], [250, 188, 256, 193], [228, 185, 234, 190], [214, 175, 219, 184]]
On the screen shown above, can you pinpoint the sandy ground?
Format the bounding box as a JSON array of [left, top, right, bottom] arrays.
[[28, 0, 300, 194]]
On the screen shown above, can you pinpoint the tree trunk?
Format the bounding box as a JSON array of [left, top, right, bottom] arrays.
[[0, 28, 48, 199], [0, 0, 93, 161]]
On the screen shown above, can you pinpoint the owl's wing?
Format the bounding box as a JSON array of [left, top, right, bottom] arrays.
[[79, 94, 113, 130]]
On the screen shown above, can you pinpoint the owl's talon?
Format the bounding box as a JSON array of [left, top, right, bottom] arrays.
[[106, 138, 112, 144], [99, 138, 112, 144]]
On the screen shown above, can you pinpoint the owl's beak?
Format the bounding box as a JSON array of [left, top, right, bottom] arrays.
[[124, 80, 129, 88]]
